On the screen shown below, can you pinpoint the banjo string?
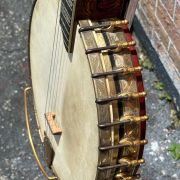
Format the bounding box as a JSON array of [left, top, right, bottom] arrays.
[[55, 46, 66, 112], [49, 21, 61, 112], [51, 0, 66, 111], [52, 23, 63, 111], [48, 23, 62, 142], [52, 2, 68, 117], [45, 0, 61, 134], [47, 1, 61, 113], [53, 31, 64, 111], [59, 47, 67, 109], [44, 0, 60, 113]]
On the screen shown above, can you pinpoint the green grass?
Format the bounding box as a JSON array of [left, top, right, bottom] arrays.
[[153, 80, 172, 102], [159, 91, 172, 102], [139, 55, 154, 71], [168, 143, 180, 160], [170, 109, 180, 127], [154, 81, 164, 91]]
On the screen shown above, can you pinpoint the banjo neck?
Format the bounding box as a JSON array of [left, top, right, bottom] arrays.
[[60, 0, 138, 52]]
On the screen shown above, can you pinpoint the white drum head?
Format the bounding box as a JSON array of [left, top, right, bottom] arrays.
[[29, 0, 147, 179], [30, 0, 99, 179]]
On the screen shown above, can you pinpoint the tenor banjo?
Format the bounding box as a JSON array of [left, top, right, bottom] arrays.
[[24, 0, 148, 179]]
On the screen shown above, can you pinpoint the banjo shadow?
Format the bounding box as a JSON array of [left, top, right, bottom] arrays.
[[68, 53, 73, 62], [54, 134, 61, 145]]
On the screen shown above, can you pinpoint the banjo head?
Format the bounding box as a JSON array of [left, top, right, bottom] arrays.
[[30, 0, 99, 179], [29, 0, 147, 179]]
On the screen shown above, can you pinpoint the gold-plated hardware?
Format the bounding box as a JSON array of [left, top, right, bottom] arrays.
[[92, 66, 142, 78], [113, 41, 136, 52], [119, 138, 148, 146], [119, 158, 145, 166], [104, 20, 129, 31], [119, 66, 142, 74], [98, 115, 148, 128], [96, 91, 147, 103], [24, 87, 57, 180], [120, 115, 149, 123], [99, 137, 148, 151], [79, 19, 129, 32], [45, 112, 62, 135], [111, 20, 129, 27], [118, 91, 147, 99], [115, 172, 140, 180]]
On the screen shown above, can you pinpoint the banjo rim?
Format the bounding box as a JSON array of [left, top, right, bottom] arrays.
[[27, 0, 147, 179]]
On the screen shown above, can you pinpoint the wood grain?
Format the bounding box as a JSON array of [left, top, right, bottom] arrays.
[[76, 0, 127, 20], [79, 19, 146, 179]]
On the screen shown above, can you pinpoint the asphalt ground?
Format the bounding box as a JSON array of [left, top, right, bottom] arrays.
[[0, 0, 179, 179]]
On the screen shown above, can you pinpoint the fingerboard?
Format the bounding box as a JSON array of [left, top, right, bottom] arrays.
[[76, 0, 126, 20], [60, 0, 77, 52], [60, 0, 134, 53]]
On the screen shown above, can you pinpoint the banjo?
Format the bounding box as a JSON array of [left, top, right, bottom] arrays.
[[24, 0, 148, 179]]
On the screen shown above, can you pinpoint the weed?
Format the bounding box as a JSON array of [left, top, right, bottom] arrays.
[[139, 55, 154, 71], [159, 92, 172, 102], [154, 81, 164, 91], [170, 109, 180, 127], [168, 143, 180, 160]]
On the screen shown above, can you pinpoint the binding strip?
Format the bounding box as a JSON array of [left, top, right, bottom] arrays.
[[98, 115, 148, 128], [79, 20, 128, 32], [92, 66, 142, 78], [96, 91, 147, 104], [86, 41, 135, 54]]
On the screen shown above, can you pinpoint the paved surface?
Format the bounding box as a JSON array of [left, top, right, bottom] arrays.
[[139, 69, 180, 180], [0, 0, 179, 179]]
